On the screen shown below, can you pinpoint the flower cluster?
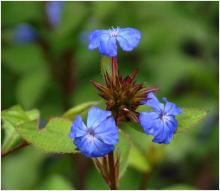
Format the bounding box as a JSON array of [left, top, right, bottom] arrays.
[[69, 27, 182, 158]]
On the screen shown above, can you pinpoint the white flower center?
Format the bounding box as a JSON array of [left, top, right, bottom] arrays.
[[109, 27, 119, 37], [159, 112, 170, 122]]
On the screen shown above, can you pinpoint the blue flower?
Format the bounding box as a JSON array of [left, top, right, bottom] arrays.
[[139, 93, 182, 144], [46, 1, 64, 28], [88, 27, 141, 57], [14, 24, 37, 43], [69, 107, 119, 157]]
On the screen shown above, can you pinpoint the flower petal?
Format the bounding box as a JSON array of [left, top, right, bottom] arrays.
[[88, 30, 106, 49], [99, 34, 117, 57], [74, 136, 114, 157], [87, 107, 111, 128], [139, 112, 161, 136], [152, 123, 173, 144], [152, 116, 178, 144], [139, 112, 178, 144], [117, 28, 141, 51], [143, 92, 164, 112], [163, 97, 182, 115], [94, 117, 118, 145], [69, 115, 87, 139], [165, 116, 178, 133], [74, 136, 95, 157], [152, 131, 172, 144], [92, 138, 115, 157]]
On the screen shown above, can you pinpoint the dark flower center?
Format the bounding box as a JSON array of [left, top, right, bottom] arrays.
[[86, 128, 95, 137]]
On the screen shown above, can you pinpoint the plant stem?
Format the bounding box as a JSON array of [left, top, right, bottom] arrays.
[[102, 57, 119, 190], [108, 151, 118, 190], [111, 57, 119, 86], [1, 141, 29, 158], [139, 172, 149, 189], [93, 57, 120, 189], [74, 154, 91, 189]]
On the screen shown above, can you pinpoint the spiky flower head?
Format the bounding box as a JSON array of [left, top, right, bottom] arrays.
[[92, 57, 159, 123]]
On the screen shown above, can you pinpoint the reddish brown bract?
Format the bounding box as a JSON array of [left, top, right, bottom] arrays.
[[92, 57, 159, 123]]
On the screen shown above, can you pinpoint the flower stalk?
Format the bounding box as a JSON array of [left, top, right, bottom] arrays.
[[92, 57, 159, 189], [108, 151, 118, 189], [94, 152, 119, 190]]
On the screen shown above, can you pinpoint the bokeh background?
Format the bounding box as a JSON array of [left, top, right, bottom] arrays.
[[1, 1, 219, 190]]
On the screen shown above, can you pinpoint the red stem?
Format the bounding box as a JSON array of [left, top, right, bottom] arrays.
[[1, 141, 29, 158], [111, 57, 119, 85], [108, 151, 118, 189]]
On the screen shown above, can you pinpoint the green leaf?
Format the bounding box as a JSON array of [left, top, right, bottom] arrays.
[[120, 121, 150, 152], [2, 105, 40, 153], [136, 104, 152, 112], [26, 109, 40, 120], [116, 130, 131, 179], [128, 144, 151, 173], [122, 121, 166, 166], [177, 108, 207, 133], [16, 118, 77, 153], [63, 101, 99, 120], [122, 122, 145, 134], [2, 105, 28, 124], [2, 121, 21, 153]]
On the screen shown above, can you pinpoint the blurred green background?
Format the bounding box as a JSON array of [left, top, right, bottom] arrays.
[[1, 1, 218, 190]]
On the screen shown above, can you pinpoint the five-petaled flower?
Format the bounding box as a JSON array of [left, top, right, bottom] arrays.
[[139, 93, 182, 144], [69, 107, 119, 157], [88, 27, 141, 57]]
